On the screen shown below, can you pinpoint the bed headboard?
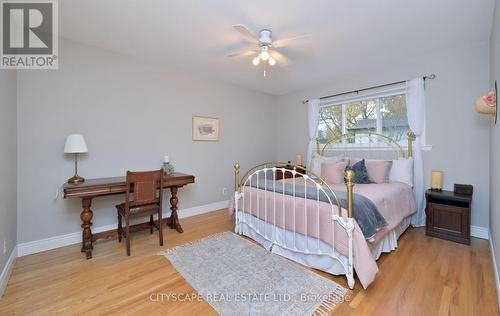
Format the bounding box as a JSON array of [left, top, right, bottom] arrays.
[[317, 131, 414, 160]]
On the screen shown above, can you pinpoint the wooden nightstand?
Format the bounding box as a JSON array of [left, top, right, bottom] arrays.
[[425, 189, 472, 245], [275, 165, 306, 180]]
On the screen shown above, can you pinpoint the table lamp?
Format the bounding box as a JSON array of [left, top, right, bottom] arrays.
[[431, 171, 443, 191], [64, 134, 88, 185], [295, 154, 303, 167]]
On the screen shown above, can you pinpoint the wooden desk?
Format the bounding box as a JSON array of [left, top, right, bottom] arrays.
[[63, 172, 195, 259]]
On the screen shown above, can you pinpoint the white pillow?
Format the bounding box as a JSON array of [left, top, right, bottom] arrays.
[[310, 153, 344, 176], [389, 158, 414, 186]]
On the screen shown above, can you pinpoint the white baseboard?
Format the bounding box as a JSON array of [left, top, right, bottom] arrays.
[[17, 200, 229, 257], [471, 226, 489, 240], [489, 232, 500, 309], [0, 246, 17, 298], [176, 200, 229, 219]]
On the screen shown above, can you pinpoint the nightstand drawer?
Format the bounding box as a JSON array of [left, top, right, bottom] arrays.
[[427, 203, 469, 238], [425, 189, 472, 245], [275, 166, 306, 180]]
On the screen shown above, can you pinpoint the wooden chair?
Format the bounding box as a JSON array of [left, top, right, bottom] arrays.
[[116, 170, 164, 256]]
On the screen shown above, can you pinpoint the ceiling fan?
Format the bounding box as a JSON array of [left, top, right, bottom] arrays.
[[227, 24, 309, 76]]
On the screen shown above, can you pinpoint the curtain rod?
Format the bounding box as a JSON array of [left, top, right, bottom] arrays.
[[302, 74, 436, 104]]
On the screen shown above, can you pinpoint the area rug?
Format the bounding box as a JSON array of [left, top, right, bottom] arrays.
[[163, 232, 348, 315]]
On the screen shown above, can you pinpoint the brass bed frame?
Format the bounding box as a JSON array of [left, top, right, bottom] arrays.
[[317, 130, 415, 159], [232, 131, 414, 288]]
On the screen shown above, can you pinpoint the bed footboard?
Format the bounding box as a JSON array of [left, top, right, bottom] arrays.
[[233, 162, 356, 289]]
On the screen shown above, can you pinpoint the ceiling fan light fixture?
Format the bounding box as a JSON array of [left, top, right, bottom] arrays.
[[229, 25, 300, 73], [260, 46, 270, 61]]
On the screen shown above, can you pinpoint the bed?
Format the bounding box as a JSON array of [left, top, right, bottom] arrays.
[[232, 132, 417, 289]]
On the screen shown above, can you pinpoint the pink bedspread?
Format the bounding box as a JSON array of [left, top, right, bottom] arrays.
[[237, 181, 416, 288], [330, 182, 417, 245]]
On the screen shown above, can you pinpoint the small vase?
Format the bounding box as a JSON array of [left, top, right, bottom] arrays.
[[162, 162, 174, 176]]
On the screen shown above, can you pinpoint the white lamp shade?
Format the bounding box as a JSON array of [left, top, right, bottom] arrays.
[[64, 134, 88, 153]]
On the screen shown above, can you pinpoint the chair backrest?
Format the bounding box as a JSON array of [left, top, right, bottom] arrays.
[[125, 170, 164, 210]]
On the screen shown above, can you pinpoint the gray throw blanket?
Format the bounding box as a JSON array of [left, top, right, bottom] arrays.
[[247, 179, 388, 240]]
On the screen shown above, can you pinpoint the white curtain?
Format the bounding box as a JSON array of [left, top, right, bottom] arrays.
[[406, 78, 426, 226], [306, 99, 320, 168]]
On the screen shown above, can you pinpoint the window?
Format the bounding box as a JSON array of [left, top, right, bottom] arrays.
[[317, 88, 411, 146]]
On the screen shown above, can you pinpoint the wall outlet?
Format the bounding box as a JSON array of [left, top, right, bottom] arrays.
[[3, 240, 7, 254], [222, 187, 228, 196]]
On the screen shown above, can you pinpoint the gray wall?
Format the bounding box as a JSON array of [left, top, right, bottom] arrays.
[[490, 0, 500, 287], [275, 42, 491, 229], [0, 70, 17, 270], [12, 33, 495, 244], [17, 39, 276, 243]]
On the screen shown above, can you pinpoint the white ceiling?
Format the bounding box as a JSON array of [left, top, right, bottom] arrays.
[[60, 0, 495, 95]]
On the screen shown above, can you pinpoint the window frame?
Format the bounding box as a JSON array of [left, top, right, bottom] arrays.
[[317, 85, 428, 149]]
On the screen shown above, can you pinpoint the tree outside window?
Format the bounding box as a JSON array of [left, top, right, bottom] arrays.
[[317, 93, 409, 146]]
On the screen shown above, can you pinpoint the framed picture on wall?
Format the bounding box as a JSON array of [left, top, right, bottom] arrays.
[[192, 116, 219, 141]]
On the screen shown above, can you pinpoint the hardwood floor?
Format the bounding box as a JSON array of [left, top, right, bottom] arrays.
[[0, 209, 498, 315]]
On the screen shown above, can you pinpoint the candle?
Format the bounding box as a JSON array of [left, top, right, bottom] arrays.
[[164, 156, 170, 163], [431, 171, 443, 191], [295, 154, 303, 166]]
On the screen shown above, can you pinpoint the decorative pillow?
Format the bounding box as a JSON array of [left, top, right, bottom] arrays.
[[310, 153, 343, 176], [346, 158, 393, 184], [365, 160, 393, 184], [321, 161, 349, 184], [389, 158, 414, 186], [345, 159, 371, 184]]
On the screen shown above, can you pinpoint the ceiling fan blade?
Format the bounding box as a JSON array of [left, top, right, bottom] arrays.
[[232, 24, 260, 44], [270, 50, 291, 66], [272, 34, 310, 48], [226, 49, 259, 58]]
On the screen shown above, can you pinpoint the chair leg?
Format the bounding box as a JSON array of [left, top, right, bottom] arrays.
[[125, 215, 131, 256], [158, 210, 164, 246], [149, 215, 154, 234], [117, 213, 122, 243]]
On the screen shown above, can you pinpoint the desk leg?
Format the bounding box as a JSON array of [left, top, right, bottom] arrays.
[[80, 197, 94, 259], [169, 186, 183, 233]]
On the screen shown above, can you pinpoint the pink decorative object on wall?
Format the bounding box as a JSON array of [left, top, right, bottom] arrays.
[[475, 80, 497, 124]]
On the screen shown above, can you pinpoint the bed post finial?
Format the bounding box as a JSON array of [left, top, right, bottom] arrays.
[[234, 163, 240, 192], [345, 170, 355, 218], [407, 131, 415, 159]]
